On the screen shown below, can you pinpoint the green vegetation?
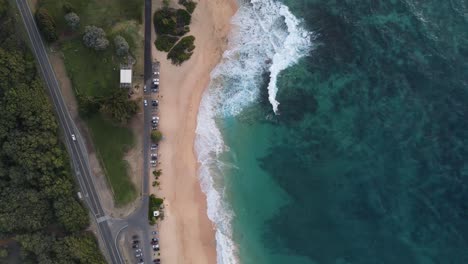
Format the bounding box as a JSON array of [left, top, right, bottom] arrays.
[[151, 130, 163, 143], [83, 25, 109, 51], [153, 169, 162, 178], [180, 0, 197, 14], [0, 0, 104, 262], [167, 35, 195, 65], [114, 35, 129, 57], [153, 8, 191, 36], [153, 4, 197, 64], [64, 12, 80, 31], [16, 233, 105, 263], [154, 34, 179, 52], [39, 0, 143, 31], [148, 195, 164, 225], [35, 8, 57, 42], [87, 115, 136, 205], [37, 0, 144, 205]]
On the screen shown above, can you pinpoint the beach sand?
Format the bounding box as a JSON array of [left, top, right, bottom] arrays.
[[150, 0, 237, 263]]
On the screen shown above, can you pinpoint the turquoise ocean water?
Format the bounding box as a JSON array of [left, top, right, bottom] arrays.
[[195, 0, 468, 263]]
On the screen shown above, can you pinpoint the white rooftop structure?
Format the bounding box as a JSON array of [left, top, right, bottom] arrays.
[[120, 69, 132, 87]]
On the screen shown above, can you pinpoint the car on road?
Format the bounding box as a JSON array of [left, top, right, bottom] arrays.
[[144, 99, 148, 107], [71, 134, 76, 141], [144, 85, 147, 92]]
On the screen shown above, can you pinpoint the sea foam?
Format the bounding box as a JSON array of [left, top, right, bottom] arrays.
[[195, 0, 312, 263]]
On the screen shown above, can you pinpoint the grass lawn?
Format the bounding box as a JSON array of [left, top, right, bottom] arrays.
[[39, 0, 143, 32], [87, 114, 136, 205], [62, 39, 117, 97], [37, 0, 143, 205]]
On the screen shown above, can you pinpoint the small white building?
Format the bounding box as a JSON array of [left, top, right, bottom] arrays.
[[120, 68, 132, 88]]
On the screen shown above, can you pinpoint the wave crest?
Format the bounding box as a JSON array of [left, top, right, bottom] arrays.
[[195, 0, 312, 263]]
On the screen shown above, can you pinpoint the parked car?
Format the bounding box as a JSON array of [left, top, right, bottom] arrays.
[[144, 85, 147, 92], [132, 244, 139, 249], [151, 144, 157, 150], [151, 154, 157, 160], [144, 100, 148, 107], [132, 235, 139, 239], [152, 100, 159, 107]]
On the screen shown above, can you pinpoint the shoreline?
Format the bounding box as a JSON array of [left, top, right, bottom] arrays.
[[151, 0, 237, 263]]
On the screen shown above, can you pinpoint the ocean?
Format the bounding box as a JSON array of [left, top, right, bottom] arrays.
[[195, 0, 468, 263]]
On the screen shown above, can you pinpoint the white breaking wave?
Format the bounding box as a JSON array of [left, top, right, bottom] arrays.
[[195, 1, 312, 263]]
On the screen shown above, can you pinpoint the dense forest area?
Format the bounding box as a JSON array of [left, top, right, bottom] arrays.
[[0, 0, 105, 263]]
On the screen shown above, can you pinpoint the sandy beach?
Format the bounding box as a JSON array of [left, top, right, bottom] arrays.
[[151, 0, 237, 263]]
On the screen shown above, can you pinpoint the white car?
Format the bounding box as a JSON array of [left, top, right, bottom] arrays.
[[143, 100, 148, 107], [152, 116, 159, 120], [143, 85, 147, 92], [71, 134, 76, 141]]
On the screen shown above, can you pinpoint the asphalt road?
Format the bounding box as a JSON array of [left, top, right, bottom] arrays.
[[15, 1, 123, 263]]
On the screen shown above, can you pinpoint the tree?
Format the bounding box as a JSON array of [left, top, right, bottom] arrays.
[[35, 8, 57, 42], [82, 26, 109, 51], [113, 35, 129, 57], [54, 197, 89, 232], [62, 2, 74, 13], [100, 89, 138, 124], [151, 130, 163, 143], [64, 12, 80, 31], [0, 247, 8, 258]]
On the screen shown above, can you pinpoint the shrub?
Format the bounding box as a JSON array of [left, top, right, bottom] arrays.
[[62, 2, 74, 13], [151, 130, 163, 143], [182, 1, 197, 14], [153, 169, 162, 178], [100, 89, 138, 124], [153, 8, 191, 36], [35, 8, 57, 42], [176, 9, 191, 25], [83, 26, 109, 51], [154, 35, 179, 52], [64, 12, 80, 31], [167, 35, 195, 65], [114, 35, 129, 57]]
